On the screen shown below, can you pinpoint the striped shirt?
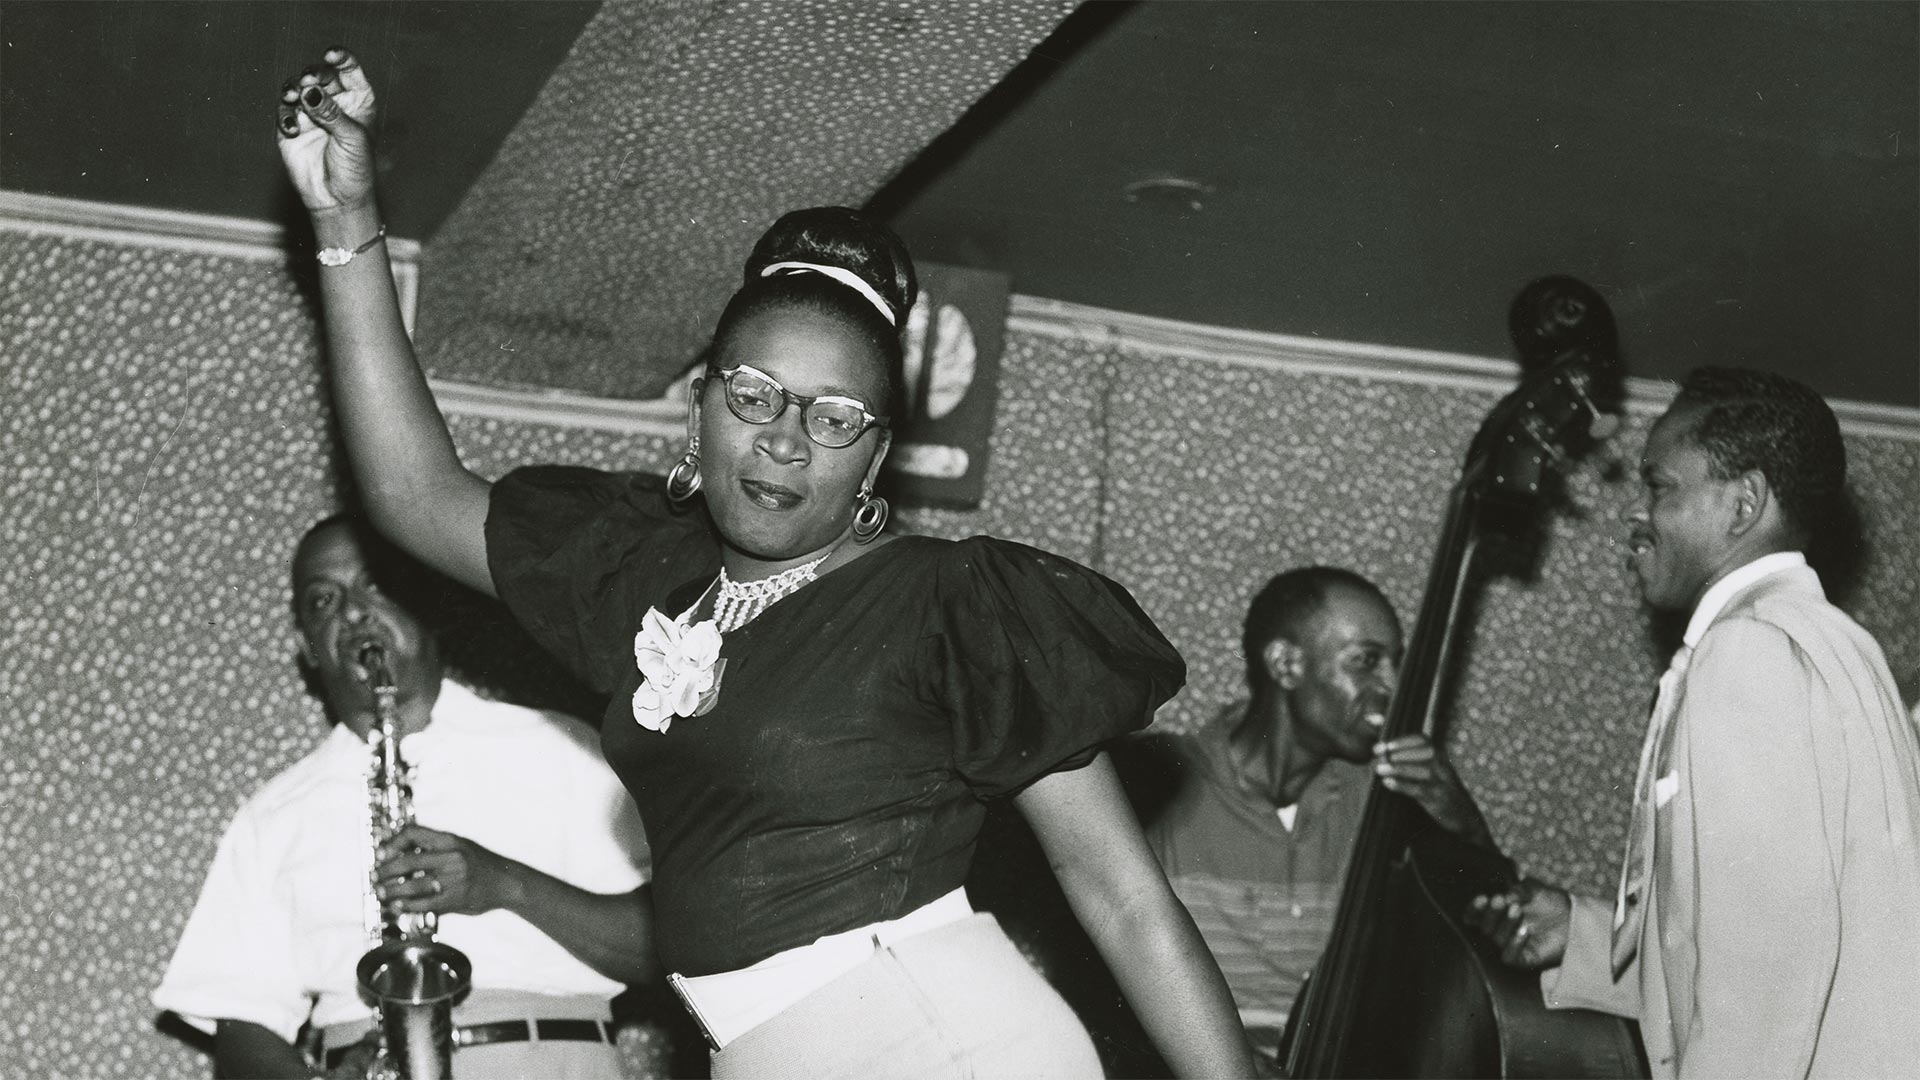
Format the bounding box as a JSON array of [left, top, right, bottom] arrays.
[[1136, 709, 1370, 1051]]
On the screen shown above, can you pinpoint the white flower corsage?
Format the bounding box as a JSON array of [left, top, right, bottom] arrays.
[[631, 608, 725, 733]]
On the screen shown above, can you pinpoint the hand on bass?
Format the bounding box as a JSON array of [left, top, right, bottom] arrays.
[[1466, 878, 1571, 969], [1372, 733, 1495, 849]]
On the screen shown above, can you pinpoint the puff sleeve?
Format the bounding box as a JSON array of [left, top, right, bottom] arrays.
[[922, 537, 1185, 798], [486, 465, 720, 695]]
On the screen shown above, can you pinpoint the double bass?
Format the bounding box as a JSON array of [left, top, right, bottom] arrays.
[[1280, 278, 1647, 1078]]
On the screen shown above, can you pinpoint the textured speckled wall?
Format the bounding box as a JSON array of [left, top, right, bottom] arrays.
[[4, 226, 1916, 1077], [4, 231, 351, 1080], [419, 0, 1078, 399]]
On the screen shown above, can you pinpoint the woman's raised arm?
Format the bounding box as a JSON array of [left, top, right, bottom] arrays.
[[279, 49, 494, 596]]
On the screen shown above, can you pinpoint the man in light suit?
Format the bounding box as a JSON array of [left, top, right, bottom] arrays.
[[1469, 367, 1920, 1078]]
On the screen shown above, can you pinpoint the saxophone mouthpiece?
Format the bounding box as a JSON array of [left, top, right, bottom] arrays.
[[358, 641, 393, 690]]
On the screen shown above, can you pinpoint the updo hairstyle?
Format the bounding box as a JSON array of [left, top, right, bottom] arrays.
[[710, 206, 918, 421]]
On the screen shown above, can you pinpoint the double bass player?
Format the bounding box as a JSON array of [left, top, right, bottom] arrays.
[[1129, 566, 1498, 1058]]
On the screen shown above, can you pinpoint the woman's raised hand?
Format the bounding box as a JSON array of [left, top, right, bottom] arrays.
[[268, 46, 497, 598], [275, 47, 378, 214]]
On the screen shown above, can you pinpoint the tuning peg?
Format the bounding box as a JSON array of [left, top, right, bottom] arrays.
[[1519, 415, 1570, 470], [1566, 369, 1622, 440]]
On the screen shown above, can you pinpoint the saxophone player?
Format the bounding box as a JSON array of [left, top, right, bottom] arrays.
[[154, 515, 656, 1078]]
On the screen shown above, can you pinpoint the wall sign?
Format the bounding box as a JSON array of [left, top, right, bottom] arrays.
[[884, 260, 1010, 508]]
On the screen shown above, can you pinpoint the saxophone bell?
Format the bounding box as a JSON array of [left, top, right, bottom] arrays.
[[358, 939, 472, 1080]]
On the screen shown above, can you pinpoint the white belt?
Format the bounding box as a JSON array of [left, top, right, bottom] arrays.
[[668, 888, 973, 1051]]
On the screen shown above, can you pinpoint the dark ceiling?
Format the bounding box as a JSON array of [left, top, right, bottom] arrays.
[[882, 1, 1920, 408], [4, 1, 1916, 407], [0, 0, 601, 239]]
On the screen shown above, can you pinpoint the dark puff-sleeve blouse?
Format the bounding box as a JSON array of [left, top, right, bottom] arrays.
[[487, 465, 1185, 976]]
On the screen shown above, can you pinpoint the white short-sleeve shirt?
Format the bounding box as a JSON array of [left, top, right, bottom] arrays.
[[152, 680, 650, 1043]]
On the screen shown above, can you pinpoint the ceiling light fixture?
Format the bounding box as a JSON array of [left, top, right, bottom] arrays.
[[1123, 176, 1216, 212]]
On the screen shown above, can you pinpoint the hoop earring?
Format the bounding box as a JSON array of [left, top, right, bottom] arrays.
[[851, 487, 889, 544], [666, 438, 702, 503]]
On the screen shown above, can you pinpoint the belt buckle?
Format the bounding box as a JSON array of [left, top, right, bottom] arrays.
[[532, 1018, 611, 1043], [668, 972, 724, 1053], [451, 1019, 533, 1049]]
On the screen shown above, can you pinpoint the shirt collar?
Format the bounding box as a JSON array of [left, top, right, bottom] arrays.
[[424, 677, 484, 726], [318, 719, 369, 768], [401, 678, 531, 752], [317, 678, 506, 769], [1683, 551, 1807, 648]]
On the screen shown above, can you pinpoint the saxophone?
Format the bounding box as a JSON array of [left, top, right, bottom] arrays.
[[355, 643, 472, 1080]]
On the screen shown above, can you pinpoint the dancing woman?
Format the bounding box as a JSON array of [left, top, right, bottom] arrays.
[[277, 49, 1255, 1078]]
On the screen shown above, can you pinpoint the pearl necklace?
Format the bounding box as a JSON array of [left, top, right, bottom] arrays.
[[712, 555, 828, 633]]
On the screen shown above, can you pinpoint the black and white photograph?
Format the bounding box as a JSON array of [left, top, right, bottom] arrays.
[[2, 3, 1916, 1078]]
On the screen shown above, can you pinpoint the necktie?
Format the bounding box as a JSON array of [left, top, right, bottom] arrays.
[[1611, 644, 1693, 977]]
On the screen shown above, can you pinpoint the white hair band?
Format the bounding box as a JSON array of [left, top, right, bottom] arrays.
[[759, 261, 897, 327]]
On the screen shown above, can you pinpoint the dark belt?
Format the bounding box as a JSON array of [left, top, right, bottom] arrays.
[[324, 1019, 612, 1068]]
